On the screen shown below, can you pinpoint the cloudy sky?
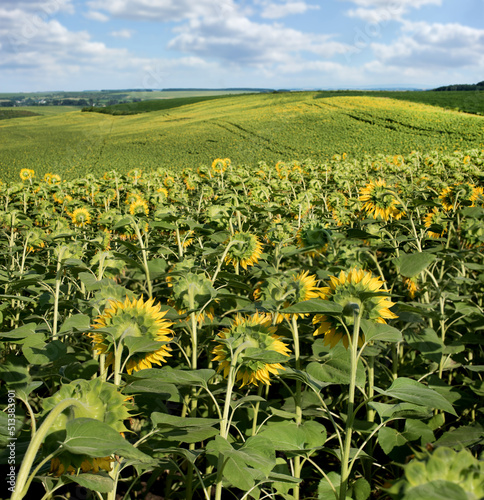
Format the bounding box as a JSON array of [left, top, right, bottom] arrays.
[[1, 0, 483, 92]]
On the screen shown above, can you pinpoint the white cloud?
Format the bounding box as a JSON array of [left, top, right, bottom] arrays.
[[344, 0, 442, 23], [84, 10, 110, 22], [110, 29, 135, 38], [86, 0, 231, 22], [168, 9, 350, 66], [371, 21, 484, 69], [260, 1, 320, 19]]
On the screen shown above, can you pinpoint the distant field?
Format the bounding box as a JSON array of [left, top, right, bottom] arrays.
[[1, 91, 483, 182], [83, 94, 241, 114], [0, 109, 40, 120], [316, 90, 484, 115]]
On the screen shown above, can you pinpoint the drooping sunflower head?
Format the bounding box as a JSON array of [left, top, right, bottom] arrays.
[[90, 297, 173, 374], [168, 272, 216, 324], [359, 179, 401, 221], [19, 168, 35, 181], [212, 314, 291, 387], [296, 220, 331, 256], [71, 207, 91, 228], [129, 198, 149, 216], [265, 216, 294, 246], [424, 207, 447, 238], [42, 378, 131, 474], [313, 269, 397, 349], [225, 232, 263, 270]]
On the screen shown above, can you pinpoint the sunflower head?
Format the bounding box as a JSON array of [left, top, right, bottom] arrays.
[[71, 207, 91, 228], [19, 168, 35, 181], [359, 179, 401, 221], [42, 378, 131, 471], [168, 272, 216, 323], [313, 269, 397, 349], [90, 297, 173, 374], [212, 314, 291, 387], [265, 216, 294, 246], [254, 271, 323, 323], [296, 220, 331, 256], [424, 207, 447, 238], [129, 198, 149, 216], [225, 232, 263, 270]]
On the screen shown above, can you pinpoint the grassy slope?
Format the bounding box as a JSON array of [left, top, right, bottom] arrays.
[[1, 92, 483, 182]]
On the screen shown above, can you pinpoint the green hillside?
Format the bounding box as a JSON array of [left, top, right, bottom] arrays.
[[1, 91, 483, 182]]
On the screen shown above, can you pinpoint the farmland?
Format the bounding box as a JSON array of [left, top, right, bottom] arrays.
[[0, 91, 483, 182], [1, 91, 483, 500]]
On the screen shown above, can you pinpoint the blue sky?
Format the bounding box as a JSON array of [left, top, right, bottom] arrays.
[[1, 0, 483, 92]]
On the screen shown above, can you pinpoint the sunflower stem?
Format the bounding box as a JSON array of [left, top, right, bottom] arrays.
[[290, 315, 303, 500], [133, 218, 153, 299], [339, 308, 362, 500], [215, 342, 249, 500], [52, 247, 65, 341]]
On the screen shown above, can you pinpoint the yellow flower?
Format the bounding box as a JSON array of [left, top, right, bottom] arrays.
[[359, 179, 401, 221], [129, 198, 149, 216], [225, 232, 263, 270], [50, 456, 114, 477], [313, 269, 397, 348], [212, 314, 291, 387], [19, 168, 35, 181], [71, 207, 91, 227], [90, 297, 173, 374], [424, 208, 447, 238]]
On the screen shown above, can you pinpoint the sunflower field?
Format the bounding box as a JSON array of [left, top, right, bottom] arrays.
[[1, 149, 484, 500]]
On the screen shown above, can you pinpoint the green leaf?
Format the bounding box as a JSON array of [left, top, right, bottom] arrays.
[[58, 314, 91, 334], [352, 477, 371, 500], [378, 427, 407, 455], [282, 299, 343, 315], [403, 481, 468, 500], [318, 472, 341, 500], [151, 412, 220, 428], [243, 347, 289, 364], [395, 252, 437, 278], [406, 328, 443, 363], [360, 320, 402, 343], [369, 402, 432, 420], [258, 422, 307, 451], [375, 378, 457, 416], [307, 345, 366, 387], [0, 323, 37, 340], [129, 367, 215, 387], [23, 339, 67, 365], [64, 473, 114, 494], [435, 422, 484, 448], [63, 418, 152, 462], [124, 336, 168, 355]]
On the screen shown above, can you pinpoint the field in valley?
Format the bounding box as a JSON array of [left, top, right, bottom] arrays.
[[0, 91, 483, 182]]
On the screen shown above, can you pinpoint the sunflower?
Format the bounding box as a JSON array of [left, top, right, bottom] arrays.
[[71, 207, 91, 228], [19, 168, 35, 182], [296, 220, 331, 256], [225, 232, 263, 270], [424, 207, 447, 238], [50, 456, 114, 477], [212, 314, 291, 387], [313, 269, 397, 349], [359, 179, 402, 221], [265, 216, 294, 246], [42, 378, 130, 476], [403, 277, 419, 299], [212, 158, 230, 174], [129, 198, 149, 216], [441, 182, 478, 209], [168, 272, 216, 324], [254, 270, 323, 323], [90, 297, 173, 374]]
